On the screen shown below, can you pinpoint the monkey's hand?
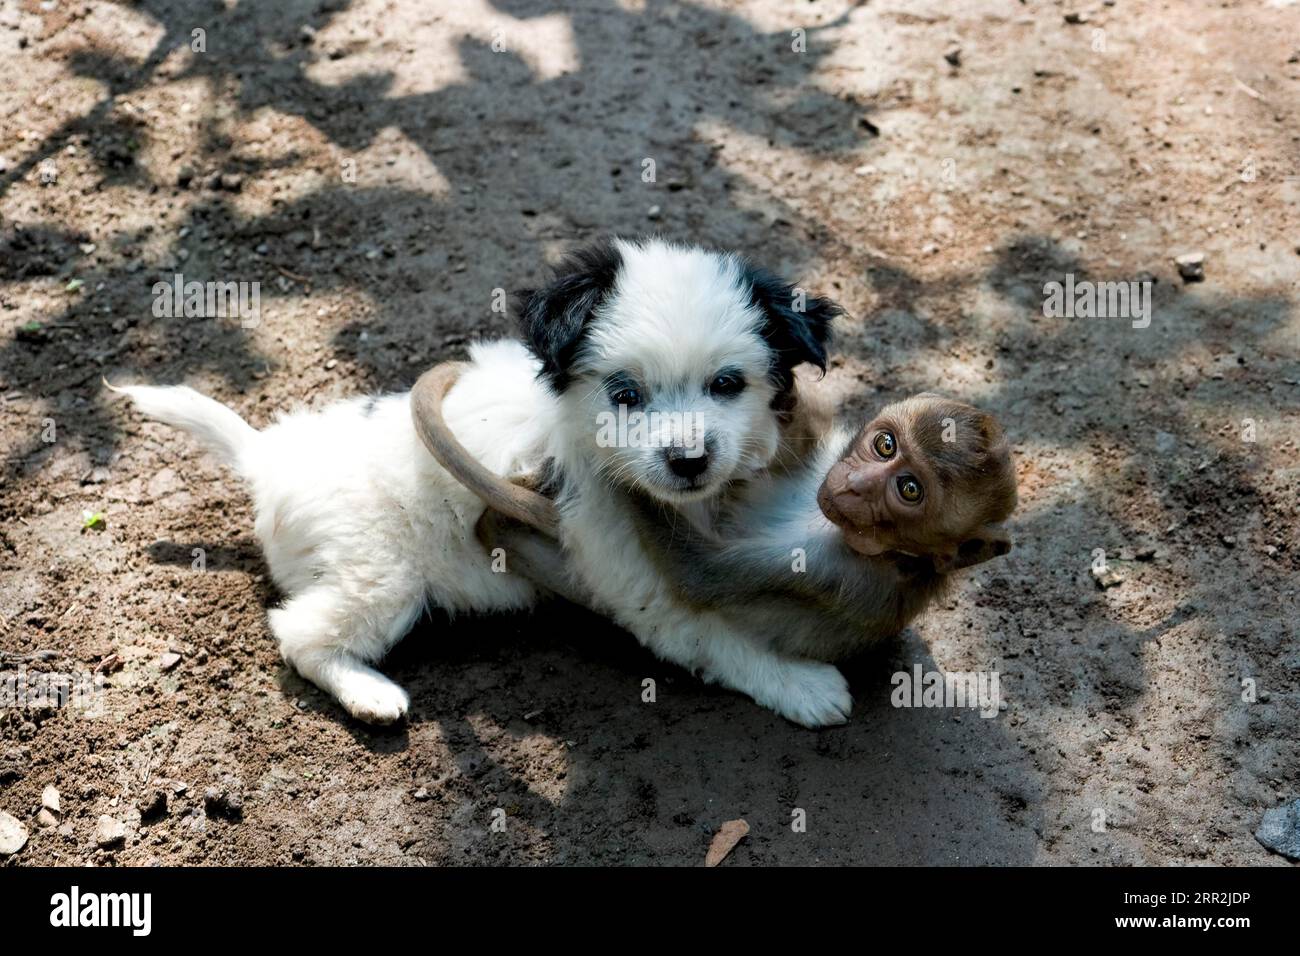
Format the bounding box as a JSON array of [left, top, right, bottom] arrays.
[[936, 526, 1014, 573]]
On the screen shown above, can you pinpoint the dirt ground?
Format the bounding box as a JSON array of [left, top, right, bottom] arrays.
[[1, 0, 1297, 867]]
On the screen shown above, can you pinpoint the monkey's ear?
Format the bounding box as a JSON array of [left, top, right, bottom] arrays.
[[518, 240, 623, 392], [934, 526, 1013, 573]]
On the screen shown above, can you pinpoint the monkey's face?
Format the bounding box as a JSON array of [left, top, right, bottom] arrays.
[[817, 395, 1018, 567], [818, 416, 953, 558]]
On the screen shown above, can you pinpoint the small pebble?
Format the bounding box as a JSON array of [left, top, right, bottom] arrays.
[[0, 811, 28, 855], [1256, 799, 1300, 861], [204, 785, 244, 820], [94, 815, 127, 849], [1091, 565, 1125, 589], [1173, 252, 1205, 281], [138, 788, 169, 823]]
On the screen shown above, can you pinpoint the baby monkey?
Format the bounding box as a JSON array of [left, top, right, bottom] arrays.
[[485, 393, 1018, 687]]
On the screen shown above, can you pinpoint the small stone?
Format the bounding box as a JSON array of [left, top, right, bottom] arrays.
[[1221, 534, 1236, 548], [176, 165, 195, 187], [1091, 565, 1125, 590], [412, 787, 430, 801], [1064, 11, 1089, 24], [1173, 252, 1205, 281], [1135, 546, 1157, 561], [204, 785, 244, 820], [646, 205, 661, 220], [94, 815, 127, 849], [219, 172, 243, 192], [138, 788, 169, 823], [1255, 799, 1300, 861], [42, 784, 60, 813], [943, 44, 962, 67], [159, 652, 182, 671], [324, 358, 338, 371], [36, 808, 59, 828], [0, 811, 29, 855]]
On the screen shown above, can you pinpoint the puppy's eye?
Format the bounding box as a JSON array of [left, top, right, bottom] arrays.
[[873, 431, 896, 458], [897, 475, 923, 503], [612, 387, 642, 408], [709, 373, 746, 397]]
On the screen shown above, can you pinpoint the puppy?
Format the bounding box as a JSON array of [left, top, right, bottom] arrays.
[[113, 339, 553, 723], [117, 237, 845, 727], [518, 237, 850, 727]]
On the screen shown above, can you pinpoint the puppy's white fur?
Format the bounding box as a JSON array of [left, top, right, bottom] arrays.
[[538, 240, 851, 727], [119, 238, 850, 727], [115, 339, 550, 723]]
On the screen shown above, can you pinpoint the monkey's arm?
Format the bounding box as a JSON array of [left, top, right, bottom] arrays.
[[476, 509, 595, 606], [624, 491, 915, 615]]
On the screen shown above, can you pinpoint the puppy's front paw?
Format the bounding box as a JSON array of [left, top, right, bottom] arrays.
[[770, 661, 852, 728], [337, 672, 410, 725]]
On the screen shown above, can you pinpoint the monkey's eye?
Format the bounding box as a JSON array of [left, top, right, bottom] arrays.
[[873, 431, 897, 458], [709, 372, 746, 397], [611, 387, 642, 408], [896, 475, 924, 503]]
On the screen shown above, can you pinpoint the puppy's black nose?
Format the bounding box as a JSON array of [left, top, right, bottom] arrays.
[[667, 448, 709, 479]]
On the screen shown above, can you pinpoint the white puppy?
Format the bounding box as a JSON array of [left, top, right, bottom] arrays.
[[118, 237, 848, 727], [517, 238, 848, 727], [115, 339, 553, 723]]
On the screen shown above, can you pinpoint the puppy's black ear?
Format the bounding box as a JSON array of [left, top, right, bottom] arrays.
[[741, 263, 843, 399], [517, 240, 623, 392]]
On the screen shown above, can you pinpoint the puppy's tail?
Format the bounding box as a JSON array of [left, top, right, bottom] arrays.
[[106, 379, 257, 470]]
